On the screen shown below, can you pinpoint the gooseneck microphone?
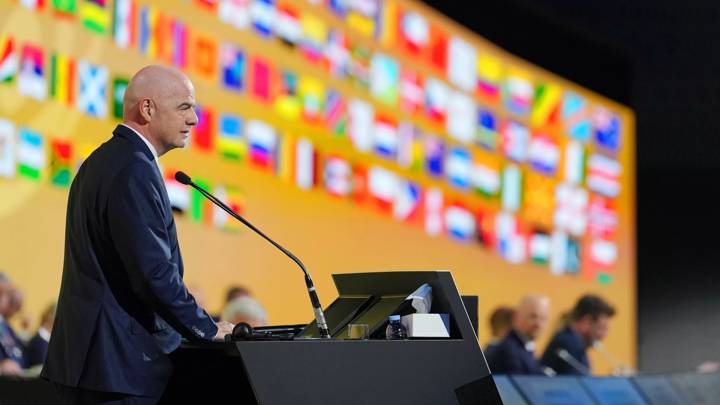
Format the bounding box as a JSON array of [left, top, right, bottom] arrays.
[[556, 348, 590, 375], [174, 171, 331, 339]]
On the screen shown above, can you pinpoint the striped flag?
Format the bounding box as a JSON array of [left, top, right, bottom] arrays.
[[500, 120, 529, 162], [323, 155, 352, 197], [528, 133, 560, 176], [503, 71, 533, 116], [190, 177, 212, 224], [445, 203, 476, 242], [20, 0, 45, 10], [0, 35, 18, 83], [561, 92, 591, 142], [394, 179, 422, 224], [190, 32, 219, 82], [447, 90, 475, 143], [218, 114, 245, 160], [50, 138, 73, 187], [424, 134, 444, 178], [323, 90, 347, 136], [373, 114, 398, 160], [274, 70, 300, 121], [588, 239, 618, 268], [112, 77, 129, 119], [501, 165, 522, 212], [247, 119, 277, 171], [300, 12, 326, 63], [52, 0, 77, 16], [424, 77, 448, 125], [470, 157, 500, 197], [250, 0, 275, 38], [325, 29, 351, 78], [529, 232, 551, 264], [553, 183, 588, 237], [165, 169, 190, 213], [531, 82, 561, 128], [250, 56, 274, 103], [368, 165, 398, 214], [477, 108, 498, 150], [587, 153, 621, 197], [446, 147, 472, 190], [396, 122, 423, 172], [171, 20, 188, 69], [370, 53, 399, 106], [113, 0, 136, 49], [50, 53, 76, 106], [593, 107, 622, 153], [17, 127, 46, 181], [477, 53, 501, 103], [299, 76, 324, 124], [293, 138, 317, 190], [348, 98, 373, 152], [220, 43, 245, 92], [0, 119, 15, 178], [398, 9, 428, 55], [587, 195, 618, 238], [192, 105, 215, 152], [495, 211, 527, 264], [564, 141, 585, 185], [18, 43, 47, 100], [212, 185, 244, 231], [448, 36, 476, 92], [424, 187, 444, 236], [275, 3, 301, 46], [218, 0, 250, 30], [80, 0, 109, 34], [399, 68, 423, 114]]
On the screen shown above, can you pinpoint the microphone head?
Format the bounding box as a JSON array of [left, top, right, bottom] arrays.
[[175, 171, 192, 185]]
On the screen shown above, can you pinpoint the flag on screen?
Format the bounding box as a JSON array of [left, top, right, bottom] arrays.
[[220, 43, 245, 92], [587, 153, 621, 197], [323, 155, 352, 197], [18, 43, 47, 100], [373, 114, 398, 160], [503, 71, 533, 116], [300, 12, 326, 63], [247, 119, 277, 171], [190, 177, 212, 224], [500, 120, 529, 162], [587, 195, 618, 238], [398, 9, 428, 55], [394, 179, 422, 224], [445, 204, 476, 242], [446, 147, 472, 190], [367, 165, 398, 214], [564, 140, 585, 185], [80, 0, 109, 33], [424, 134, 444, 178], [523, 171, 554, 229], [501, 164, 522, 212], [112, 77, 128, 119], [588, 239, 617, 268], [276, 3, 301, 46], [475, 209, 496, 248], [171, 20, 188, 69], [77, 60, 107, 118], [553, 183, 588, 237], [424, 187, 443, 236], [477, 108, 498, 150], [0, 36, 18, 83], [561, 91, 591, 142], [531, 82, 561, 128], [17, 127, 45, 181], [192, 105, 214, 152], [427, 23, 447, 73], [50, 53, 76, 106], [212, 185, 244, 231], [274, 70, 300, 120], [447, 90, 475, 143], [369, 53, 399, 106], [448, 36, 476, 92], [550, 231, 581, 275], [20, 0, 45, 10], [138, 6, 157, 56], [345, 0, 378, 38], [251, 56, 274, 102], [250, 0, 275, 38], [190, 33, 218, 82], [293, 138, 317, 190], [113, 0, 136, 49], [218, 114, 245, 160], [325, 29, 351, 78], [495, 211, 527, 264], [348, 98, 373, 152], [593, 107, 622, 153], [529, 232, 551, 264], [528, 132, 560, 176], [195, 0, 218, 12], [377, 0, 397, 47], [349, 43, 370, 89], [52, 0, 77, 16], [399, 68, 423, 114], [323, 90, 347, 136], [396, 122, 423, 172], [299, 76, 324, 124], [470, 156, 500, 197], [165, 169, 190, 213], [477, 53, 501, 103], [0, 119, 15, 178], [218, 0, 250, 30], [424, 77, 448, 125], [50, 138, 73, 187]]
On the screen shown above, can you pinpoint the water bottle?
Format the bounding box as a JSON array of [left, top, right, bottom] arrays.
[[385, 315, 408, 340]]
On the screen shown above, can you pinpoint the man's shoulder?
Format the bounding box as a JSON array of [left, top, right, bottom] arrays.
[[86, 136, 156, 178]]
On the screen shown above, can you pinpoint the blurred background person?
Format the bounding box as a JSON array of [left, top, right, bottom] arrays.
[[484, 306, 514, 359], [485, 294, 550, 375], [225, 285, 252, 303], [541, 294, 616, 375], [25, 302, 57, 368], [0, 272, 26, 375], [6, 287, 32, 343], [221, 295, 268, 328]]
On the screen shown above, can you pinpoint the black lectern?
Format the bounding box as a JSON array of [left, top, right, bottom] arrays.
[[162, 271, 501, 405]]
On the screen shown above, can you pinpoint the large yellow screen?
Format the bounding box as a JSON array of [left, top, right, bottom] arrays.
[[0, 0, 635, 371]]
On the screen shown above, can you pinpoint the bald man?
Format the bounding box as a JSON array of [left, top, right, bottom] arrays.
[[42, 66, 233, 404], [485, 294, 550, 375]]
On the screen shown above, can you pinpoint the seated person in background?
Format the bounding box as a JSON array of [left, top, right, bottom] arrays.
[[0, 272, 26, 375], [486, 294, 550, 375], [26, 303, 57, 368], [221, 296, 268, 328], [225, 285, 251, 303], [7, 288, 32, 343], [541, 294, 616, 375], [484, 306, 514, 359]]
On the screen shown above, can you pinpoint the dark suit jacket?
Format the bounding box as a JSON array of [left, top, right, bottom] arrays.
[[0, 319, 26, 368], [41, 125, 217, 397], [25, 331, 49, 367], [541, 326, 590, 375], [485, 330, 544, 375]]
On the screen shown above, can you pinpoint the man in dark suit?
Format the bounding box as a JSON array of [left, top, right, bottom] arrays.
[[541, 294, 616, 375], [0, 272, 26, 375], [26, 302, 56, 367], [485, 294, 550, 375], [41, 65, 234, 404]]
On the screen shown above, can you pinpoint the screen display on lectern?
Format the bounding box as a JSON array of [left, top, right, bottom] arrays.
[[0, 0, 636, 370]]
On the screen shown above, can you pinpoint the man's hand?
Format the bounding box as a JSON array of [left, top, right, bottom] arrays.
[[213, 321, 234, 341], [0, 359, 22, 376]]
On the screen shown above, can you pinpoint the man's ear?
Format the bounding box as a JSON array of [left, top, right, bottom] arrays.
[[139, 98, 153, 122]]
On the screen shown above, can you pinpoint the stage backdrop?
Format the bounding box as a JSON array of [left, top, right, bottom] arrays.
[[0, 0, 635, 371]]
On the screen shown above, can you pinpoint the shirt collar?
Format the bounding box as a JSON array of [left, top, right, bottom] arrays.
[[120, 123, 159, 160], [38, 327, 50, 342]]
